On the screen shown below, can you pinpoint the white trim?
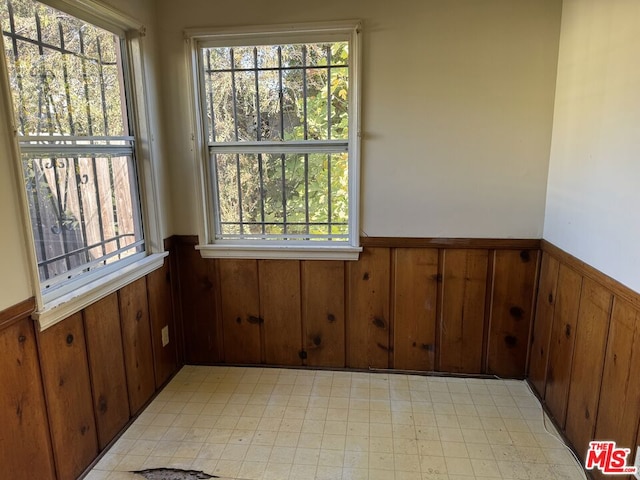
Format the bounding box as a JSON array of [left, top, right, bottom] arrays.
[[0, 33, 42, 308], [197, 244, 361, 261], [209, 140, 348, 154], [39, 0, 144, 37], [34, 252, 167, 331], [185, 20, 360, 45], [186, 21, 362, 259], [125, 31, 164, 254]]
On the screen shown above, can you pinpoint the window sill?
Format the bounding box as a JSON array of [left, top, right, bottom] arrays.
[[33, 252, 168, 331], [196, 244, 362, 261]]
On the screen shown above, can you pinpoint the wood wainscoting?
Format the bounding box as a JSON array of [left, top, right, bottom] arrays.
[[173, 236, 541, 377], [528, 241, 640, 478], [0, 257, 180, 480]]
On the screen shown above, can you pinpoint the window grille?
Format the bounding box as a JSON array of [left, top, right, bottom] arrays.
[[199, 41, 351, 242], [1, 0, 144, 296]]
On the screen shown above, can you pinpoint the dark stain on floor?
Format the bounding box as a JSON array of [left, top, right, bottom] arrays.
[[132, 468, 219, 480]]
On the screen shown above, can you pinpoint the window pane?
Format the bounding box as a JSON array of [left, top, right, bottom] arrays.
[[212, 151, 348, 240], [2, 0, 146, 294], [1, 0, 126, 137], [23, 154, 144, 286], [204, 41, 349, 143]]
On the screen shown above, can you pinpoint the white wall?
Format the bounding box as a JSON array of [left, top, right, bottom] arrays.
[[157, 0, 562, 238], [544, 0, 640, 293], [0, 84, 33, 310], [0, 0, 168, 310]]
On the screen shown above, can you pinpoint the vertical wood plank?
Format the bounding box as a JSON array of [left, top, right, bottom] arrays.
[[393, 248, 438, 371], [219, 259, 262, 364], [83, 294, 130, 450], [0, 318, 56, 480], [528, 253, 560, 397], [177, 241, 221, 363], [301, 261, 345, 367], [147, 261, 179, 387], [119, 277, 156, 415], [38, 313, 98, 480], [565, 278, 613, 461], [347, 247, 391, 369], [259, 260, 303, 366], [439, 249, 489, 373], [544, 264, 582, 428], [593, 299, 640, 476], [487, 249, 539, 377]]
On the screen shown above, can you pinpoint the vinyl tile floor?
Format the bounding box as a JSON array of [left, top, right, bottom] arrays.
[[85, 366, 587, 480]]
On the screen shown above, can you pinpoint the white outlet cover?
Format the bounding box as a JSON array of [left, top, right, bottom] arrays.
[[161, 325, 169, 347]]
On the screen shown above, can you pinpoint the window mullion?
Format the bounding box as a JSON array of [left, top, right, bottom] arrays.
[[204, 52, 216, 142], [326, 45, 332, 237], [253, 48, 266, 235], [59, 20, 91, 264], [303, 46, 309, 235], [37, 10, 74, 271], [277, 46, 286, 235], [79, 27, 109, 259], [228, 48, 244, 235]]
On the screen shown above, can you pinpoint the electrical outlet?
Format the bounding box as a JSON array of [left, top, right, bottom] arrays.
[[161, 325, 169, 347]]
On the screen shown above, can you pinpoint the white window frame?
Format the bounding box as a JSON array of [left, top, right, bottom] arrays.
[[0, 0, 167, 329], [185, 21, 362, 260]]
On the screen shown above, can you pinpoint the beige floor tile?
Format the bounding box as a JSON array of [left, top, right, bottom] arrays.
[[87, 367, 586, 480]]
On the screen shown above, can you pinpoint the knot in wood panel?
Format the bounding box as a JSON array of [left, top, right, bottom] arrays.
[[66, 334, 74, 345], [372, 317, 386, 329], [504, 335, 517, 348], [98, 395, 108, 413], [564, 324, 571, 338], [509, 306, 525, 319]]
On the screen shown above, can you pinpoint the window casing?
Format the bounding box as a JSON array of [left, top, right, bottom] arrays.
[[0, 0, 165, 328], [187, 22, 362, 260]]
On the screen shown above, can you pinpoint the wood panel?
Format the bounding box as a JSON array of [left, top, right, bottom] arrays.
[[37, 313, 98, 480], [0, 297, 35, 330], [83, 293, 130, 450], [545, 264, 582, 427], [392, 248, 438, 371], [486, 249, 539, 377], [259, 260, 302, 366], [347, 247, 391, 369], [219, 260, 262, 364], [592, 299, 640, 480], [439, 249, 489, 373], [177, 241, 221, 363], [119, 277, 156, 415], [361, 237, 541, 250], [147, 260, 179, 387], [565, 278, 613, 461], [0, 317, 56, 480], [301, 261, 346, 367], [528, 253, 560, 397], [542, 240, 640, 312]]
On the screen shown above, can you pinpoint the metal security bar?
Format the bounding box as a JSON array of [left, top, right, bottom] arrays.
[[1, 0, 145, 289], [201, 42, 350, 241]]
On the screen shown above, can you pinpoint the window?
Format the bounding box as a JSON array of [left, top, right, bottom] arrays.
[[188, 22, 361, 259], [0, 0, 164, 326]]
